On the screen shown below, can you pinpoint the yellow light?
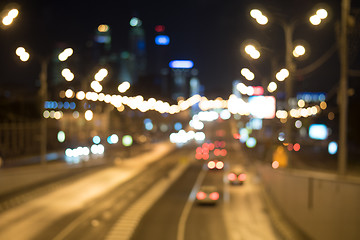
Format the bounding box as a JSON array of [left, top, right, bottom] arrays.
[[15, 47, 25, 56], [320, 101, 327, 110], [310, 15, 321, 25], [293, 45, 305, 57], [76, 91, 85, 100], [256, 15, 268, 25], [65, 89, 74, 98], [19, 52, 30, 62], [250, 9, 262, 19], [297, 99, 305, 108], [267, 82, 277, 92], [316, 9, 328, 19], [98, 24, 109, 32], [8, 9, 19, 19], [2, 15, 13, 25]]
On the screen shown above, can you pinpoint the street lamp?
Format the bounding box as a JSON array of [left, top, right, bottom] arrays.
[[1, 8, 19, 26], [248, 6, 329, 166], [15, 47, 73, 164]]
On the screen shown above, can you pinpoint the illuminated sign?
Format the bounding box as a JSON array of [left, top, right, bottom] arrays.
[[309, 124, 328, 140], [248, 96, 276, 119], [169, 60, 194, 69], [155, 35, 170, 45], [297, 92, 326, 102], [251, 86, 264, 96]]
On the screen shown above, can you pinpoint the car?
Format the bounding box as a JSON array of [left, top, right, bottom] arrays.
[[227, 168, 247, 185], [207, 159, 224, 170], [195, 185, 220, 205]]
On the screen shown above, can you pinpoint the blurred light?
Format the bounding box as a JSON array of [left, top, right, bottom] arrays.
[[65, 89, 74, 98], [122, 135, 133, 147], [2, 15, 13, 25], [220, 109, 231, 120], [169, 60, 194, 69], [328, 141, 338, 155], [98, 24, 109, 32], [276, 68, 289, 81], [76, 91, 85, 100], [130, 17, 142, 27], [85, 110, 93, 121], [320, 101, 327, 110], [250, 9, 262, 19], [244, 44, 261, 59], [174, 122, 182, 131], [256, 15, 268, 25], [295, 120, 302, 128], [73, 111, 79, 119], [309, 124, 328, 140], [241, 68, 255, 80], [91, 144, 105, 155], [310, 15, 321, 25], [246, 137, 257, 148], [155, 35, 170, 45], [57, 131, 65, 143], [108, 134, 119, 144], [298, 99, 305, 108], [93, 136, 101, 144], [94, 68, 108, 81], [293, 143, 301, 151], [118, 81, 131, 93], [209, 192, 219, 201], [272, 161, 280, 169], [43, 110, 50, 118], [328, 112, 335, 120], [267, 82, 277, 92], [15, 47, 25, 56], [278, 132, 285, 141], [155, 25, 165, 32], [248, 96, 276, 119], [317, 9, 328, 19], [293, 45, 306, 57]]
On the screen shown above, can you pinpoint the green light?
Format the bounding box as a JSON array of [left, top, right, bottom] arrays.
[[122, 135, 133, 147]]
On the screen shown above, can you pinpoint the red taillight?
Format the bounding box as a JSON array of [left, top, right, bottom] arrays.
[[238, 173, 246, 181], [228, 173, 237, 181], [209, 192, 219, 201], [207, 161, 216, 169], [216, 161, 224, 169], [196, 191, 206, 200]]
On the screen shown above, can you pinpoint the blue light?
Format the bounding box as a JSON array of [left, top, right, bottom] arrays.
[[328, 141, 338, 155], [174, 122, 182, 131], [70, 102, 76, 110], [309, 124, 328, 140], [64, 102, 70, 109], [155, 35, 170, 45], [145, 122, 153, 131], [93, 136, 101, 144], [169, 60, 194, 69]]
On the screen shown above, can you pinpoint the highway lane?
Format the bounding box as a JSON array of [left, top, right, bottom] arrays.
[[132, 123, 279, 239]]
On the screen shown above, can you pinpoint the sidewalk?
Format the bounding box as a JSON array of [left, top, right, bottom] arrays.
[[0, 141, 175, 199]]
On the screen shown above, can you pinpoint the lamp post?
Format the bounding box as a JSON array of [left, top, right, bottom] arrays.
[[248, 7, 329, 166], [16, 47, 73, 164]]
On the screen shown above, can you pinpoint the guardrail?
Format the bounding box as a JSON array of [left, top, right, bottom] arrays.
[[259, 164, 360, 240]]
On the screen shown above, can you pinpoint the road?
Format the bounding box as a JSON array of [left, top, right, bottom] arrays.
[[0, 120, 280, 240]]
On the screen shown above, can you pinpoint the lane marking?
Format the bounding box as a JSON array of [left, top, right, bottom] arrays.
[[177, 164, 208, 240]]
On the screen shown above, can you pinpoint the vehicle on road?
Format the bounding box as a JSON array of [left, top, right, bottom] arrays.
[[195, 185, 220, 205], [227, 167, 246, 185]]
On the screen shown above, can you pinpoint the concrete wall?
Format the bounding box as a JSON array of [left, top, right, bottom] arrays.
[[259, 165, 360, 240]]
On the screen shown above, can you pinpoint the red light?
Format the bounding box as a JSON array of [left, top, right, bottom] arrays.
[[293, 143, 300, 151], [196, 191, 206, 200], [252, 86, 264, 96], [220, 149, 227, 156], [202, 143, 209, 149], [209, 192, 219, 201], [155, 25, 165, 32], [208, 143, 215, 151], [238, 173, 247, 181], [228, 173, 237, 181], [233, 133, 240, 139], [220, 141, 226, 148], [214, 149, 220, 156], [196, 147, 203, 154], [195, 153, 202, 160], [203, 154, 209, 160], [287, 144, 293, 151]]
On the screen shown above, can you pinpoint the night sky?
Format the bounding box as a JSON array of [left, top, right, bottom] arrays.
[[0, 0, 358, 100]]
